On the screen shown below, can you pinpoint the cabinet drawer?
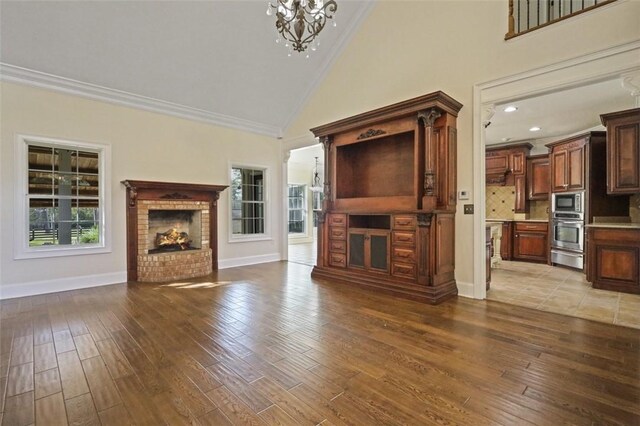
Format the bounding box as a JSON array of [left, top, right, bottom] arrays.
[[329, 252, 346, 268], [329, 227, 347, 240], [393, 215, 416, 230], [328, 214, 347, 226], [515, 222, 547, 232], [329, 239, 346, 253], [392, 231, 416, 246], [392, 247, 416, 263], [392, 262, 416, 279]]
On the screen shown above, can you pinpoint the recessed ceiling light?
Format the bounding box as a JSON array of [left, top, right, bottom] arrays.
[[503, 105, 518, 113], [529, 126, 541, 132], [501, 137, 512, 142]]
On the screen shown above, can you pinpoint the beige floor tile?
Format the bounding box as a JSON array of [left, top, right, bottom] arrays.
[[539, 296, 583, 312], [575, 304, 617, 322], [616, 308, 640, 326], [489, 260, 639, 330]]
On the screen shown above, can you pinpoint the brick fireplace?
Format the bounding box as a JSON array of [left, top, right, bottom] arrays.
[[122, 180, 227, 282]]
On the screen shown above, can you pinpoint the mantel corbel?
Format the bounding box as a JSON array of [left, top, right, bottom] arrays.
[[122, 180, 138, 207]]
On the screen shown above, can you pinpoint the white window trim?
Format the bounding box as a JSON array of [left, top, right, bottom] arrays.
[[228, 162, 271, 243], [14, 134, 112, 259], [287, 183, 308, 238]]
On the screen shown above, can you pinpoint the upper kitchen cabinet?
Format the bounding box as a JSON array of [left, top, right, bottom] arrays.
[[600, 108, 640, 195], [546, 132, 605, 193], [527, 154, 550, 200], [486, 143, 532, 186]]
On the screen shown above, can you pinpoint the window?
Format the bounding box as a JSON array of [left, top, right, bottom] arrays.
[[231, 167, 266, 237], [288, 184, 306, 234], [15, 135, 110, 259]]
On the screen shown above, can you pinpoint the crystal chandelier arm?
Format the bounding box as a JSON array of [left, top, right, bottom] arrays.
[[269, 0, 337, 53]]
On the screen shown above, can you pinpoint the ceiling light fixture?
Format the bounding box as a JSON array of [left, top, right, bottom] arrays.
[[529, 126, 541, 132], [503, 105, 518, 113], [310, 156, 323, 193], [267, 0, 337, 56]]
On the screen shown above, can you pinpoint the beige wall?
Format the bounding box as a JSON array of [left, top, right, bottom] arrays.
[[1, 82, 282, 291], [285, 0, 640, 287]]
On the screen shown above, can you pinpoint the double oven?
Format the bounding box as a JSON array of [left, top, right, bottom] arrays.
[[551, 191, 584, 269]]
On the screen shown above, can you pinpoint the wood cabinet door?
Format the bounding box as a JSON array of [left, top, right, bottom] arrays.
[[551, 149, 568, 192], [527, 156, 550, 200], [486, 152, 510, 175], [567, 145, 585, 191], [514, 175, 527, 213], [510, 152, 526, 175], [348, 229, 389, 273], [608, 119, 640, 194], [513, 231, 548, 262]]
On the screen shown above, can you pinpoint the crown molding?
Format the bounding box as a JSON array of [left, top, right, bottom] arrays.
[[0, 63, 282, 138], [280, 1, 377, 133]]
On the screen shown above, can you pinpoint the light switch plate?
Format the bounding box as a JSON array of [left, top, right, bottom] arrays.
[[463, 204, 474, 214]]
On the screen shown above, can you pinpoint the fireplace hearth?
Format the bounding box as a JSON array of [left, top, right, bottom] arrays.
[[122, 180, 227, 282]]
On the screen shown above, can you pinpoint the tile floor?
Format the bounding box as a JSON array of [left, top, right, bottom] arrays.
[[488, 260, 640, 329]]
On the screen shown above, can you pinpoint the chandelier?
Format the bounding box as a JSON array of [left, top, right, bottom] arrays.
[[309, 156, 323, 193], [267, 0, 338, 55]]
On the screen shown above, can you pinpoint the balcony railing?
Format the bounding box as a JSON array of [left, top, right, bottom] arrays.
[[506, 0, 617, 39]]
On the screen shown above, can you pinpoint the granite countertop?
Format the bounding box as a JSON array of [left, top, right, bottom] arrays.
[[486, 219, 548, 223], [586, 223, 640, 229]]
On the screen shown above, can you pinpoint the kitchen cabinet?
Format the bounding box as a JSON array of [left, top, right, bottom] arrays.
[[514, 175, 528, 213], [587, 226, 640, 294], [486, 143, 532, 186], [548, 136, 586, 192], [513, 221, 548, 263], [500, 221, 513, 261], [527, 154, 550, 200], [600, 108, 640, 195]]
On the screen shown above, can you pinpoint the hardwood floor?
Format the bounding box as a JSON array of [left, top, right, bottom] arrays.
[[1, 261, 639, 425]]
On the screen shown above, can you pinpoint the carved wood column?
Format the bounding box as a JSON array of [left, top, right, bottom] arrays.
[[318, 136, 333, 267], [418, 109, 441, 211]]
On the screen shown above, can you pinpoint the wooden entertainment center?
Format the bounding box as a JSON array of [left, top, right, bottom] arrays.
[[310, 92, 462, 304]]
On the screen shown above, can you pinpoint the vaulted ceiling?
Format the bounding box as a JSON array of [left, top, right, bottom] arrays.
[[0, 1, 374, 137]]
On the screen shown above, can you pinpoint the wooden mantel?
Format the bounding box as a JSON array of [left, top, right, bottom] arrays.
[[122, 180, 228, 282]]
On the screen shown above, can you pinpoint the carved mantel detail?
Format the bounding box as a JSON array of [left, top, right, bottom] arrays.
[[356, 129, 387, 140]]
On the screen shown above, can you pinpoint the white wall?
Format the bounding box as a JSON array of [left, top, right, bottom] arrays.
[[0, 82, 283, 297], [284, 0, 640, 292]]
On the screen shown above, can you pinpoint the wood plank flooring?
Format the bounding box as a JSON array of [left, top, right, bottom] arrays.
[[1, 261, 638, 425]]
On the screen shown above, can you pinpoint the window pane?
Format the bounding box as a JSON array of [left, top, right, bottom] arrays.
[[231, 167, 266, 235], [28, 171, 54, 195]]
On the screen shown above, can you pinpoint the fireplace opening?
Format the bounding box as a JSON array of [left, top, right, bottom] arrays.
[[148, 210, 202, 254]]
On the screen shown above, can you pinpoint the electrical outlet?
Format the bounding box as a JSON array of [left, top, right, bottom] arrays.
[[463, 204, 474, 214]]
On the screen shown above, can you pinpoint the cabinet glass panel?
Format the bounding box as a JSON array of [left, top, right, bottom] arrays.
[[370, 235, 388, 270], [349, 233, 365, 268]]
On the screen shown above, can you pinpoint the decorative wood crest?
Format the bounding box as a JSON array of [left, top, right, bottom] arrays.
[[417, 213, 433, 227], [417, 108, 442, 127], [160, 192, 192, 200], [356, 129, 386, 140], [424, 172, 436, 196]]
